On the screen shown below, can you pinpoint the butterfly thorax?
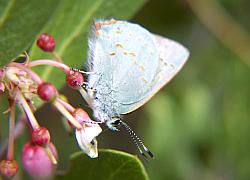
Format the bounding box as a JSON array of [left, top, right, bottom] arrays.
[[92, 97, 122, 131], [88, 86, 120, 122]]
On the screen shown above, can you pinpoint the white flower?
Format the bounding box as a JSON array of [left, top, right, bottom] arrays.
[[75, 123, 102, 158]]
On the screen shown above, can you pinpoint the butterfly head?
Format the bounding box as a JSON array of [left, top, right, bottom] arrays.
[[105, 117, 122, 131]]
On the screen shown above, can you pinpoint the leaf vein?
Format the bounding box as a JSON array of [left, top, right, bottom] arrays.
[[41, 0, 104, 81], [107, 159, 134, 180]]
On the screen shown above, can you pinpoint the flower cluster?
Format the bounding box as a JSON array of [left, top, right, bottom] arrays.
[[0, 33, 102, 179]]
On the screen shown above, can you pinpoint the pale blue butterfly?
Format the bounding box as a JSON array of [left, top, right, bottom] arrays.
[[79, 19, 189, 159]]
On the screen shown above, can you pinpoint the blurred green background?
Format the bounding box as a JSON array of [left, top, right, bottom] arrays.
[[1, 0, 250, 179], [132, 0, 250, 179], [38, 0, 250, 179]]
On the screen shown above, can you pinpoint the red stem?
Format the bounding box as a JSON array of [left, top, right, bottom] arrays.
[[7, 101, 15, 160], [28, 59, 71, 73], [56, 98, 75, 113], [15, 88, 40, 130], [9, 62, 42, 84]]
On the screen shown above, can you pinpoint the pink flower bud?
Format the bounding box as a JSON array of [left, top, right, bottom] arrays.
[[72, 108, 91, 124], [22, 142, 58, 179], [0, 82, 5, 93], [0, 68, 5, 79], [37, 82, 57, 101], [0, 160, 18, 178], [66, 70, 84, 89], [37, 33, 55, 52], [32, 127, 50, 146]]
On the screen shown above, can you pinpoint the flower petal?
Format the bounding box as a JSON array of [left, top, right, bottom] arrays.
[[75, 124, 102, 158]]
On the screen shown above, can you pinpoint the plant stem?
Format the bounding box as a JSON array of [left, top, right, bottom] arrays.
[[52, 52, 63, 62], [7, 101, 15, 160], [78, 88, 93, 108], [56, 98, 75, 113], [53, 100, 82, 129], [28, 59, 70, 73], [45, 146, 57, 165], [15, 89, 40, 130], [9, 62, 42, 84], [0, 116, 26, 159]]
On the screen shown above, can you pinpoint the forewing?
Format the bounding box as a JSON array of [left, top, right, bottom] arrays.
[[87, 20, 159, 117]]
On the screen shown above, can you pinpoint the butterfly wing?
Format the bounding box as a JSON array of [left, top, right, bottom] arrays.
[[86, 19, 189, 118], [87, 20, 160, 118], [120, 34, 190, 114]]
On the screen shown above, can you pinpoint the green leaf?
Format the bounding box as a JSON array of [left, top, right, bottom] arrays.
[[57, 149, 149, 180], [0, 0, 60, 65], [29, 0, 145, 89]]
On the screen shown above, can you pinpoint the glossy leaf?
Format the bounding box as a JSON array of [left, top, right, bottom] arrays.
[[29, 0, 145, 89], [0, 0, 60, 65], [57, 149, 149, 180]]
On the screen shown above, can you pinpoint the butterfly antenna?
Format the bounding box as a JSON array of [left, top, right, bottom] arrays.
[[119, 121, 154, 160]]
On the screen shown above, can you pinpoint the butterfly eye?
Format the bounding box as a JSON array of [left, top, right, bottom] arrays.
[[106, 118, 121, 131], [111, 119, 121, 126]]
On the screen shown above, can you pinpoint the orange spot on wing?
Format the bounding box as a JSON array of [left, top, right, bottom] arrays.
[[133, 59, 138, 65], [140, 77, 148, 84], [115, 43, 124, 49], [124, 51, 129, 55], [139, 65, 145, 72], [129, 52, 136, 57], [109, 52, 116, 56], [97, 19, 127, 26], [94, 22, 102, 35], [95, 22, 101, 29]]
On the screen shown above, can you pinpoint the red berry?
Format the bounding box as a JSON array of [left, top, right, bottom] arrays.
[[66, 70, 84, 89], [37, 82, 57, 101], [0, 160, 18, 178], [32, 127, 50, 146], [37, 33, 55, 52], [22, 142, 58, 179]]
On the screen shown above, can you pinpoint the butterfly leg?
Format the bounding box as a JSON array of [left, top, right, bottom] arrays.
[[70, 67, 96, 75]]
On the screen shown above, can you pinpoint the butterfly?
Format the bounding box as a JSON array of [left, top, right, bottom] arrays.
[[79, 19, 189, 159]]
